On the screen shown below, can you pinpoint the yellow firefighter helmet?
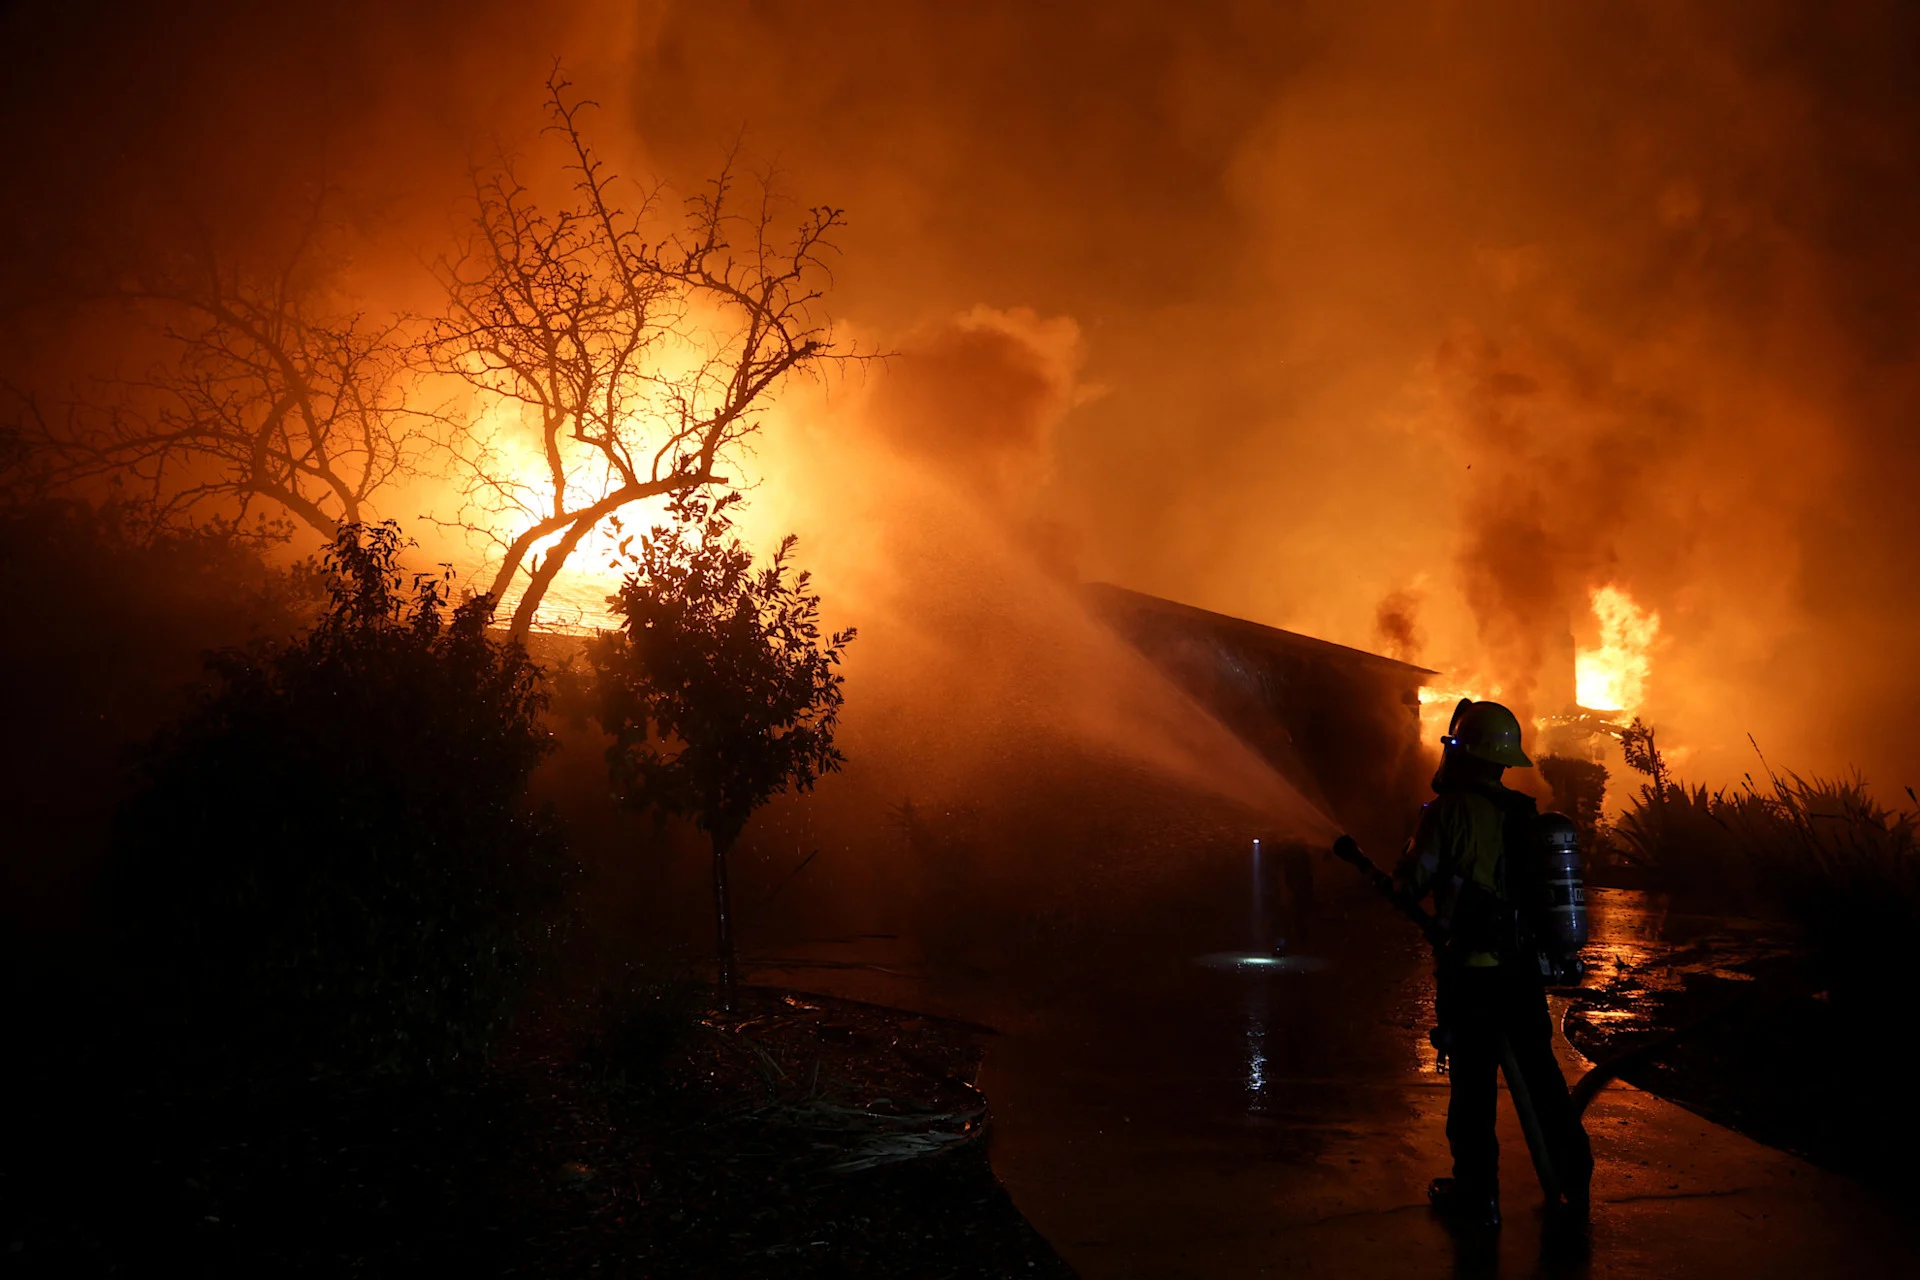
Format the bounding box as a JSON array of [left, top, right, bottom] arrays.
[[1443, 698, 1533, 768]]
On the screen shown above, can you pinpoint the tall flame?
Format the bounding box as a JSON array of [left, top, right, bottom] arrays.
[[1575, 585, 1659, 712]]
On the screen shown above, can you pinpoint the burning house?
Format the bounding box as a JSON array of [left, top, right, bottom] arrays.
[[1084, 583, 1435, 849]]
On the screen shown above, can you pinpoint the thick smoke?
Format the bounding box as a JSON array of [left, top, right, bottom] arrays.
[[619, 0, 1920, 789], [860, 306, 1089, 575], [1373, 589, 1424, 666], [7, 0, 1920, 796]]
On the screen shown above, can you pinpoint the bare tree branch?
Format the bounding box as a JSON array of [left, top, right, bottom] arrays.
[[23, 196, 429, 541], [427, 68, 857, 639]]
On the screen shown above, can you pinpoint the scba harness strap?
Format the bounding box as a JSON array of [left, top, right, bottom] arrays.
[[1431, 782, 1539, 966]]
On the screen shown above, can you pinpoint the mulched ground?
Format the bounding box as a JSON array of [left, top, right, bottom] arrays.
[[2, 984, 1076, 1277]]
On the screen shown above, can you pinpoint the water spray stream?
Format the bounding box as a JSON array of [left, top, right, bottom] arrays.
[[1251, 838, 1266, 953]]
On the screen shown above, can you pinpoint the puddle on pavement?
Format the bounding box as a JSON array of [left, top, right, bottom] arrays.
[[1567, 887, 1801, 1046], [1191, 951, 1335, 973]]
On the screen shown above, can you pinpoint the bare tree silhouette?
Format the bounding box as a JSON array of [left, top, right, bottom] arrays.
[[429, 71, 848, 639], [21, 209, 425, 539]]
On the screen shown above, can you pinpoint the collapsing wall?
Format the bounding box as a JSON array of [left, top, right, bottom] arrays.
[[1084, 583, 1433, 853]]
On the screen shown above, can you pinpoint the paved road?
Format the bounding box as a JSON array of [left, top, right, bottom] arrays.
[[750, 888, 1918, 1279], [982, 992, 1916, 1278]]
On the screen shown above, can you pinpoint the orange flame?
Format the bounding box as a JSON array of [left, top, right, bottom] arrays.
[[1575, 585, 1659, 713]]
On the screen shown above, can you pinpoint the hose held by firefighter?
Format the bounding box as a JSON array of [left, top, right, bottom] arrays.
[[1387, 698, 1593, 1229]]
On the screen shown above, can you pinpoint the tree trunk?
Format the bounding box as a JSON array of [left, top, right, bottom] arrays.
[[508, 508, 603, 640], [711, 827, 740, 1012], [494, 477, 704, 641]]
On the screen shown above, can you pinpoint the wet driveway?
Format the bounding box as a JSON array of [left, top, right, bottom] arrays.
[[750, 882, 1920, 1278]]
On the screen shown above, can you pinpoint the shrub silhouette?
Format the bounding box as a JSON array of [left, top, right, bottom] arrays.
[[0, 497, 322, 937], [1616, 736, 1920, 1018], [117, 522, 567, 1075], [1538, 753, 1609, 862]]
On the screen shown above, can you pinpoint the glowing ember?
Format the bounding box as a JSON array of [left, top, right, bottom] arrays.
[[1575, 585, 1659, 713]]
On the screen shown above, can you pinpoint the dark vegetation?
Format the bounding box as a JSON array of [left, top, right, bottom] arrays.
[[420, 70, 849, 640], [15, 217, 427, 540], [1538, 752, 1609, 864], [0, 512, 1065, 1275], [8, 71, 846, 641], [1609, 718, 1919, 1017], [0, 497, 322, 938], [114, 521, 567, 1075], [0, 61, 1070, 1269], [1563, 718, 1920, 1190]]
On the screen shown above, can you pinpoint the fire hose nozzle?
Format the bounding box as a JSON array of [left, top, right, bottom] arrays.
[[1333, 832, 1447, 948], [1331, 834, 1390, 892]]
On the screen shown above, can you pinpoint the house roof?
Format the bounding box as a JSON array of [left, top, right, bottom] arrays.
[[1084, 582, 1439, 682]]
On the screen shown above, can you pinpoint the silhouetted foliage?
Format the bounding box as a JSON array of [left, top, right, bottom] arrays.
[[1619, 716, 1670, 793], [1538, 753, 1609, 859], [116, 521, 568, 1075], [0, 412, 32, 504], [0, 496, 322, 935], [12, 202, 427, 539], [1616, 757, 1920, 1018], [592, 491, 854, 1004]]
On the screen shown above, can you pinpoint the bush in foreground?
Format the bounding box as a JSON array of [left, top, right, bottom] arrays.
[[116, 522, 569, 1076], [0, 498, 323, 937]]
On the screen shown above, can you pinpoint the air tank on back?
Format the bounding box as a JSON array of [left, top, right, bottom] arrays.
[[1533, 812, 1589, 983]]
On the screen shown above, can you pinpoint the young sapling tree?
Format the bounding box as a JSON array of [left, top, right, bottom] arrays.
[[592, 491, 854, 1009]]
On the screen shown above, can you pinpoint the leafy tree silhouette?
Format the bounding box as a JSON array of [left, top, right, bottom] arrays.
[[592, 492, 854, 1009]]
